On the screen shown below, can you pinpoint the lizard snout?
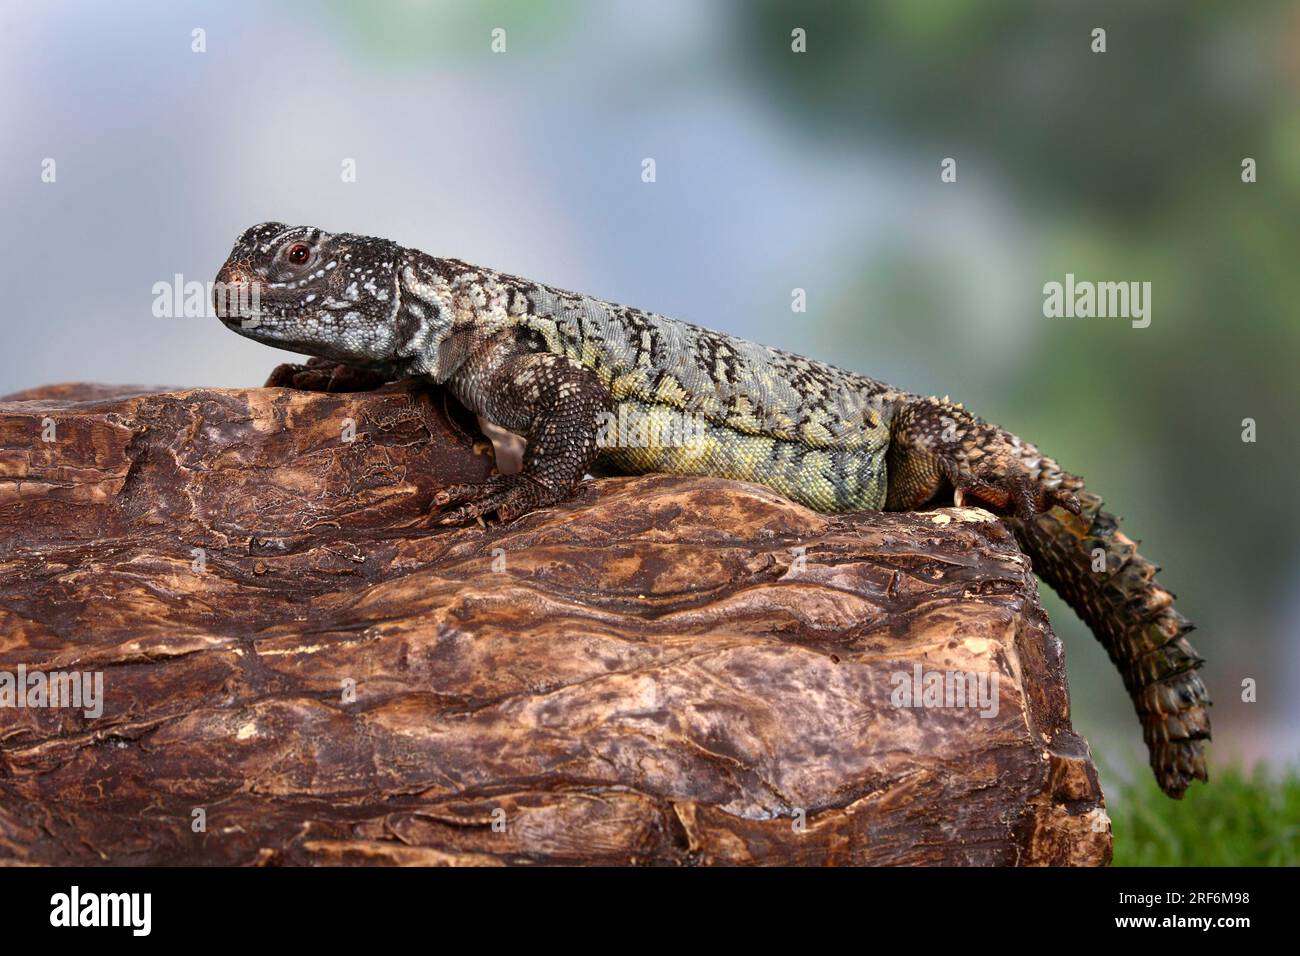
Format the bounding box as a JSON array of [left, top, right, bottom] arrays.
[[213, 260, 262, 326], [215, 259, 252, 287]]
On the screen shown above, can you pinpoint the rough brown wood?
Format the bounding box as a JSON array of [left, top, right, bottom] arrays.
[[0, 381, 1111, 866]]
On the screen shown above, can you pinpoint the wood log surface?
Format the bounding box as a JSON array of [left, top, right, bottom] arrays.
[[0, 380, 1111, 865]]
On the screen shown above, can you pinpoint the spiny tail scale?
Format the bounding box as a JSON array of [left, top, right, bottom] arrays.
[[1005, 437, 1211, 798]]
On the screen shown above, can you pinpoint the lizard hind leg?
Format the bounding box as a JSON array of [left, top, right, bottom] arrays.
[[884, 395, 1079, 517]]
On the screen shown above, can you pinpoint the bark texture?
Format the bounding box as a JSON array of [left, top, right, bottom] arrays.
[[0, 381, 1110, 866]]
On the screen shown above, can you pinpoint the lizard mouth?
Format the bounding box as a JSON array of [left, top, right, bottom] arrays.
[[212, 270, 314, 333], [218, 300, 318, 335], [216, 298, 283, 333]]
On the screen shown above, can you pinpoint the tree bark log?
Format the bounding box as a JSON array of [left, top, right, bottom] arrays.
[[0, 381, 1110, 866]]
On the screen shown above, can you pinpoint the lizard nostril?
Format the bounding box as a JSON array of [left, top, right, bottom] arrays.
[[217, 259, 256, 287]]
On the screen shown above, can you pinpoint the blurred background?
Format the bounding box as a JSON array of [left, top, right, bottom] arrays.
[[1, 0, 1296, 861]]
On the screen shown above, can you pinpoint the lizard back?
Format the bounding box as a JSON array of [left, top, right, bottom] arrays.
[[408, 255, 896, 510]]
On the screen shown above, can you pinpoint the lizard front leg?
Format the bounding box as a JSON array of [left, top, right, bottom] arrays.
[[435, 351, 612, 524], [264, 356, 395, 392], [885, 395, 1080, 519]]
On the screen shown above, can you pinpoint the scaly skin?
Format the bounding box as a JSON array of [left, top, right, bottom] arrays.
[[214, 222, 1210, 797]]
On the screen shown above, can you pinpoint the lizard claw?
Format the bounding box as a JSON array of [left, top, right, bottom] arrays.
[[951, 468, 1080, 520], [1045, 484, 1082, 517], [434, 474, 555, 525]]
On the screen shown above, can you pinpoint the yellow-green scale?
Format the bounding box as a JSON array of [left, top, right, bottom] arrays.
[[595, 399, 889, 512]]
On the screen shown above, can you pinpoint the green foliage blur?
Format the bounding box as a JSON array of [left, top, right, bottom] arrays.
[[1109, 765, 1300, 865]]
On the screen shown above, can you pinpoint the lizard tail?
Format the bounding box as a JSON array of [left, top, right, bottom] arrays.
[[1003, 435, 1211, 798]]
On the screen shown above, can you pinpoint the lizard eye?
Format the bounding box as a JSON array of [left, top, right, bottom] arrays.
[[286, 243, 311, 265]]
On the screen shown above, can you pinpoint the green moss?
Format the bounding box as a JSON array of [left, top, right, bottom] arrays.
[[1108, 765, 1300, 866]]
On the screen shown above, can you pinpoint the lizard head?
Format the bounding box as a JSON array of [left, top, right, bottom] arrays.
[[214, 222, 404, 366]]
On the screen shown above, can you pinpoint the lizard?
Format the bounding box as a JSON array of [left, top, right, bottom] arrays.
[[213, 221, 1211, 798]]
